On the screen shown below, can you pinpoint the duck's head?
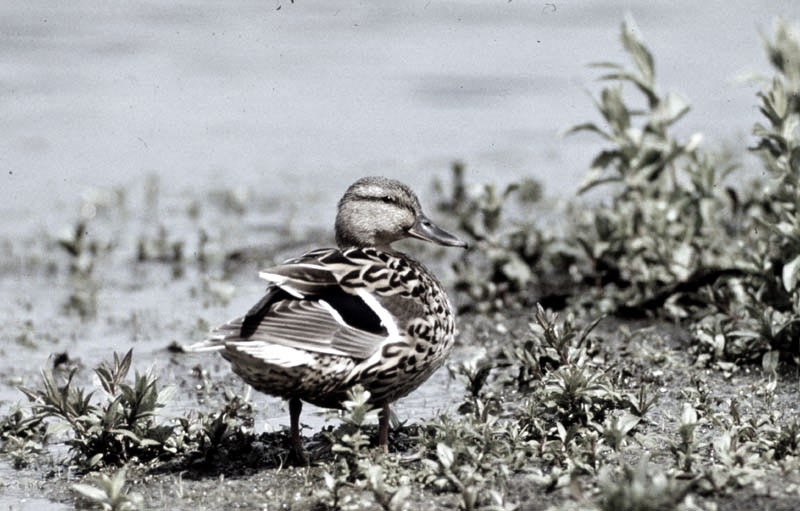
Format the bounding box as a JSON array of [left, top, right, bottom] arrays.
[[335, 176, 468, 251]]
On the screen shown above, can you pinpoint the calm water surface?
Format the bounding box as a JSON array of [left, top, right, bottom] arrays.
[[3, 0, 796, 229]]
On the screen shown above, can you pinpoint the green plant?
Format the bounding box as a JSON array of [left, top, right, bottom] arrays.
[[314, 386, 420, 511], [57, 219, 103, 317], [0, 405, 47, 468], [624, 383, 659, 418], [417, 423, 523, 511], [136, 224, 185, 278], [600, 412, 641, 452], [173, 387, 257, 461], [599, 457, 691, 511], [670, 404, 700, 474], [448, 349, 495, 399], [72, 467, 143, 511], [508, 304, 603, 388], [507, 305, 624, 429], [565, 15, 743, 320], [741, 18, 800, 359], [437, 163, 559, 313], [680, 19, 800, 368], [20, 350, 175, 468]]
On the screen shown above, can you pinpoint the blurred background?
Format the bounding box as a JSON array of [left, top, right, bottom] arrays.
[[3, 0, 796, 234]]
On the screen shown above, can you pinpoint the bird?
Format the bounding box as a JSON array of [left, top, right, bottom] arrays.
[[187, 176, 467, 461]]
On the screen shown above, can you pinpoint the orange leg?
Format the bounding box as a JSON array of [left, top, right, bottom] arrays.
[[378, 401, 390, 452], [289, 397, 307, 463]]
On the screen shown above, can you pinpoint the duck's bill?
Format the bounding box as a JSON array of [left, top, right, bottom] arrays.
[[409, 214, 468, 248]]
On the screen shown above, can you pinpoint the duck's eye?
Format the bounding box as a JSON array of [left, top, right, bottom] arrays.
[[381, 196, 395, 204]]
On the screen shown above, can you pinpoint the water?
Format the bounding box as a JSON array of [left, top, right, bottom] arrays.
[[3, 0, 796, 229], [1, 1, 797, 507]]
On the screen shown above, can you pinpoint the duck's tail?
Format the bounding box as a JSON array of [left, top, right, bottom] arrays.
[[182, 317, 244, 352]]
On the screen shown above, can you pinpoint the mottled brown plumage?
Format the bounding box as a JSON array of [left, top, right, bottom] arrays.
[[187, 176, 467, 461]]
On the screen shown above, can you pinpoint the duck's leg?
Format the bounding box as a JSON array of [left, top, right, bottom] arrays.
[[289, 397, 307, 463], [378, 401, 390, 452]]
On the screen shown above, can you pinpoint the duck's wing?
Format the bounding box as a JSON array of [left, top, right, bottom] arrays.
[[192, 248, 396, 361]]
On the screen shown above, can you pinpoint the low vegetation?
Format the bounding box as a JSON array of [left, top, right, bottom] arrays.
[[448, 15, 800, 370]]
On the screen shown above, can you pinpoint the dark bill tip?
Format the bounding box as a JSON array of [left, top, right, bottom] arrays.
[[408, 214, 468, 249]]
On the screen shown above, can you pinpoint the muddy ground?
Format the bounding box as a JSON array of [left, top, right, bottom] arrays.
[[3, 313, 800, 511], [1, 180, 799, 511]]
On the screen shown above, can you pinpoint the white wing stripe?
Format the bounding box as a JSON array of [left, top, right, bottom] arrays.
[[257, 272, 304, 298], [356, 288, 398, 339], [317, 299, 349, 328], [229, 342, 315, 367]]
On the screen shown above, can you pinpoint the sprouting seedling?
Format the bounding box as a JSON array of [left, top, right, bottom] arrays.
[[72, 467, 143, 511]]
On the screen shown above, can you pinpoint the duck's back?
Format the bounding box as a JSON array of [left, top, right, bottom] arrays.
[[208, 247, 457, 409]]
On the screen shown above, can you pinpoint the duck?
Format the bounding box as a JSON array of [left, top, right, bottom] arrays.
[[187, 176, 467, 461]]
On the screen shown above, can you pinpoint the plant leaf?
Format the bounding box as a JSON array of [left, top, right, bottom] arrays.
[[72, 483, 110, 504], [436, 443, 455, 469], [650, 92, 691, 128], [781, 254, 800, 292]]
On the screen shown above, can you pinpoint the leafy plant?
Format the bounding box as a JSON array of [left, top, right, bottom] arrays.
[[670, 404, 700, 474], [599, 457, 691, 511], [508, 304, 603, 387], [565, 15, 744, 320], [72, 467, 143, 511], [0, 404, 48, 468], [20, 350, 175, 468], [316, 386, 413, 511], [438, 163, 563, 313], [57, 219, 104, 317]]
